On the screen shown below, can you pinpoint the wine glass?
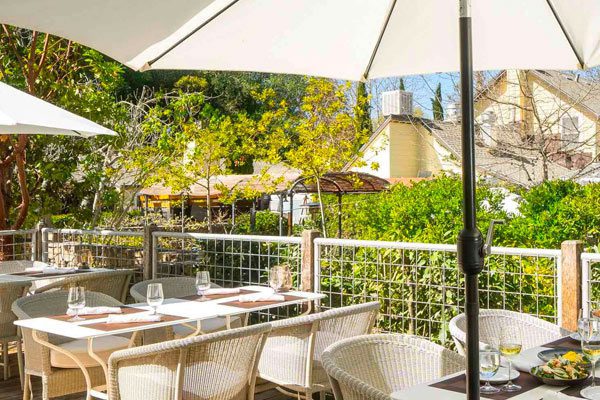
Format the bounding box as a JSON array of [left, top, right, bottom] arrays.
[[581, 318, 600, 399], [147, 283, 164, 315], [196, 271, 211, 297], [67, 286, 86, 322], [499, 324, 522, 392], [480, 349, 501, 394]]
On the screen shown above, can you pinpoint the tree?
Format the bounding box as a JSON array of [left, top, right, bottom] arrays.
[[282, 78, 370, 236], [356, 81, 372, 135], [431, 82, 444, 121], [399, 78, 406, 91], [0, 27, 125, 234]]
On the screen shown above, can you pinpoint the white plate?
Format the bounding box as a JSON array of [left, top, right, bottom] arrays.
[[478, 367, 520, 383]]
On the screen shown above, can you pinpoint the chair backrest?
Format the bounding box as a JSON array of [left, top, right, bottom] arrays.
[[35, 269, 134, 303], [108, 323, 272, 400], [0, 280, 31, 339], [129, 277, 220, 303], [449, 309, 563, 355], [322, 334, 465, 400], [0, 260, 34, 274], [12, 290, 124, 376], [258, 302, 379, 390]]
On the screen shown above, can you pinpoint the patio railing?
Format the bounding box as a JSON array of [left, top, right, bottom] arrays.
[[313, 237, 561, 347], [0, 227, 596, 342], [0, 229, 35, 261]]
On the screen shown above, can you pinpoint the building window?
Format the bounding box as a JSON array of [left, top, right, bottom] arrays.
[[561, 115, 580, 142]]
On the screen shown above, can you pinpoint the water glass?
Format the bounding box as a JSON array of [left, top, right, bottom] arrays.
[[147, 283, 164, 315], [196, 271, 211, 297], [499, 324, 522, 392], [581, 318, 600, 399], [67, 286, 86, 322], [480, 350, 500, 394]]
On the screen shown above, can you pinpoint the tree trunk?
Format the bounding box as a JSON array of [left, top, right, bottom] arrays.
[[206, 184, 213, 233]]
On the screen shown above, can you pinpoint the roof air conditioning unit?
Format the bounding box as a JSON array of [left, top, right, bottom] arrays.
[[382, 90, 413, 116]]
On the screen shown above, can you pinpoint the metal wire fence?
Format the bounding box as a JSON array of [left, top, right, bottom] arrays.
[[41, 228, 145, 282], [314, 238, 561, 347], [582, 252, 600, 316], [152, 232, 303, 320], [0, 229, 35, 261]]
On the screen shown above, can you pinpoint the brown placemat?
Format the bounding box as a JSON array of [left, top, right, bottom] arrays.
[[49, 306, 146, 322], [179, 289, 255, 302], [431, 372, 542, 399], [220, 293, 304, 309], [84, 314, 184, 332], [560, 378, 600, 398], [543, 336, 581, 351]]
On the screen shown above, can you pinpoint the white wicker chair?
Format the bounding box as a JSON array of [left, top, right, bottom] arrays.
[[130, 277, 243, 336], [107, 323, 272, 400], [34, 269, 134, 303], [12, 290, 133, 400], [0, 280, 31, 383], [0, 260, 34, 274], [322, 334, 465, 400], [448, 309, 564, 356], [257, 302, 380, 400]]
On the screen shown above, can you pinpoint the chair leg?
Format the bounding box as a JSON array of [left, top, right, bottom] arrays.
[[22, 373, 30, 400], [17, 339, 24, 388], [2, 340, 8, 380], [319, 391, 326, 400]]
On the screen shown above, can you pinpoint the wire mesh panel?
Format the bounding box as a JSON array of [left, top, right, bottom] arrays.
[[315, 238, 561, 347], [42, 228, 144, 282], [152, 232, 303, 320], [0, 229, 35, 261], [582, 252, 600, 316]]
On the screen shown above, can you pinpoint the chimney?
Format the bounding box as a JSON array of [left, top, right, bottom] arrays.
[[445, 102, 460, 122], [382, 90, 413, 116]]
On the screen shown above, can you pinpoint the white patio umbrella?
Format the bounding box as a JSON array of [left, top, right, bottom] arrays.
[[2, 1, 599, 398], [0, 81, 116, 137]]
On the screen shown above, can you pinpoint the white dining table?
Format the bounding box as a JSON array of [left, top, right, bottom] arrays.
[[393, 337, 592, 400], [15, 285, 325, 400]]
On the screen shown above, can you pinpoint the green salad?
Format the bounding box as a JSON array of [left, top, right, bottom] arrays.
[[532, 357, 588, 380]]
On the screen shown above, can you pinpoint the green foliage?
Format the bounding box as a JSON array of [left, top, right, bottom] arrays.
[[233, 211, 280, 236], [356, 82, 372, 135], [431, 82, 444, 121]]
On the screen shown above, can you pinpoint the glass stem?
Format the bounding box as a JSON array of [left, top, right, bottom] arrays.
[[508, 360, 512, 385], [593, 361, 596, 387]]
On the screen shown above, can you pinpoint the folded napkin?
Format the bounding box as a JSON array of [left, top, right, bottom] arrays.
[[511, 347, 544, 372], [25, 261, 53, 272], [66, 306, 122, 316], [106, 314, 162, 324], [42, 267, 76, 274], [238, 290, 285, 303], [543, 391, 579, 399], [203, 288, 240, 295]]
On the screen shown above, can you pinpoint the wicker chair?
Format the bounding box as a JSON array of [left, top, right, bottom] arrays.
[[0, 260, 34, 274], [12, 290, 133, 400], [322, 334, 465, 400], [257, 302, 380, 400], [107, 323, 272, 400], [34, 269, 134, 303], [449, 309, 564, 356], [130, 277, 243, 336], [0, 280, 31, 382]]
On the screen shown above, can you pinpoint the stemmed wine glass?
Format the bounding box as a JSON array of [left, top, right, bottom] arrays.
[[480, 349, 501, 394], [146, 283, 164, 315], [580, 318, 600, 399], [499, 324, 523, 392], [196, 271, 211, 297], [269, 266, 283, 292], [67, 286, 86, 322]]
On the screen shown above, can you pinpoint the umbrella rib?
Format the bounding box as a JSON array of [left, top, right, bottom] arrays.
[[361, 0, 397, 81], [545, 0, 585, 69], [147, 0, 241, 68]]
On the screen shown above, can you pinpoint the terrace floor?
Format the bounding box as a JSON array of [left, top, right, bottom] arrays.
[[0, 353, 290, 400]]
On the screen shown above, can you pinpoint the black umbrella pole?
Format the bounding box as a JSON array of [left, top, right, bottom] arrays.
[[459, 1, 485, 400]]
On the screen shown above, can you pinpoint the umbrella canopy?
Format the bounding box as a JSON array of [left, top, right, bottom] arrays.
[[0, 81, 116, 137], [3, 2, 600, 399], [1, 0, 599, 76]]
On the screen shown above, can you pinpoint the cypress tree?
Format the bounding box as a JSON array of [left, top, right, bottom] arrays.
[[399, 77, 406, 91], [431, 82, 444, 121]]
